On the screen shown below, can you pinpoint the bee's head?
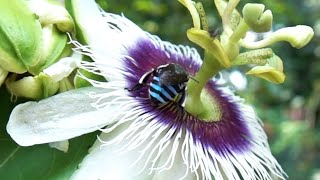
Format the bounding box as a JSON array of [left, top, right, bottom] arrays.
[[158, 63, 189, 85]]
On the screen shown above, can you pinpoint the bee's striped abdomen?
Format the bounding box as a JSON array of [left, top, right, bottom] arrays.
[[149, 76, 186, 105], [126, 63, 189, 106]]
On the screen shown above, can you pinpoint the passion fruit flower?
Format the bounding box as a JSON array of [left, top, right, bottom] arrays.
[[7, 0, 314, 179]]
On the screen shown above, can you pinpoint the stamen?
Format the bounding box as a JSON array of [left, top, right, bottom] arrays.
[[195, 2, 208, 31], [178, 0, 201, 29]]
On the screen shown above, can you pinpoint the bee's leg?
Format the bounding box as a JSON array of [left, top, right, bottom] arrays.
[[125, 84, 144, 91], [125, 68, 155, 91], [171, 90, 187, 111], [178, 86, 187, 106]]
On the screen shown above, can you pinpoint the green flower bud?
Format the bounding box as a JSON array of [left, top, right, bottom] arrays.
[[28, 0, 74, 32], [27, 0, 74, 75], [0, 67, 8, 86], [242, 3, 273, 33], [0, 0, 77, 99], [5, 73, 59, 100], [29, 26, 71, 75], [0, 0, 42, 73], [0, 0, 74, 75]]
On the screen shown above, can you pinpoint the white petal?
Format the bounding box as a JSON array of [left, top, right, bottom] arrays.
[[152, 142, 197, 180], [72, 123, 196, 180], [70, 0, 144, 62], [49, 140, 69, 152], [7, 87, 117, 146], [70, 0, 148, 82], [71, 123, 153, 180], [43, 53, 81, 82]]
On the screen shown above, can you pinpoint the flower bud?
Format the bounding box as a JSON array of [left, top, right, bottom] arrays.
[[0, 0, 76, 99], [0, 67, 8, 86], [5, 73, 59, 99], [28, 0, 74, 32], [0, 0, 74, 75], [0, 0, 42, 74]]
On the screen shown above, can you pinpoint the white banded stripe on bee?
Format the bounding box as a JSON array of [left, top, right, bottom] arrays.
[[149, 76, 185, 104]]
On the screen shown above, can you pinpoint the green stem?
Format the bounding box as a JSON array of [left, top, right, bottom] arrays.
[[185, 52, 223, 121], [223, 19, 249, 60], [229, 19, 249, 43]]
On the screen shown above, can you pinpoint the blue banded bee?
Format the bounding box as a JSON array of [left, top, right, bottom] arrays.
[[127, 63, 191, 107]]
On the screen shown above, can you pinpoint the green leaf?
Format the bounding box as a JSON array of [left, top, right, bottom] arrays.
[[0, 87, 98, 179]]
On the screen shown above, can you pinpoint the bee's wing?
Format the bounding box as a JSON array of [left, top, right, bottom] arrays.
[[160, 71, 187, 86]]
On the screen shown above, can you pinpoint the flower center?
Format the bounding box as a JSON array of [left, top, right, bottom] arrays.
[[184, 52, 224, 122]]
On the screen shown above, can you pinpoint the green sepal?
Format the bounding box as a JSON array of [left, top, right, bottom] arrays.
[[65, 0, 101, 45], [59, 78, 74, 92], [5, 73, 59, 100], [0, 67, 8, 86], [29, 26, 71, 75], [74, 70, 90, 88], [28, 0, 75, 32], [74, 56, 106, 88], [65, 0, 86, 43], [0, 0, 42, 73]]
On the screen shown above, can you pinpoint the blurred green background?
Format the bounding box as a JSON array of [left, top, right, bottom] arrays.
[[0, 0, 319, 179]]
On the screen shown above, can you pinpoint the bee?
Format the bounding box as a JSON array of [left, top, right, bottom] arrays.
[[126, 63, 193, 107]]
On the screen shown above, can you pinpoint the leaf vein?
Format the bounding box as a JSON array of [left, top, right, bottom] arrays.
[[0, 146, 20, 168]]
